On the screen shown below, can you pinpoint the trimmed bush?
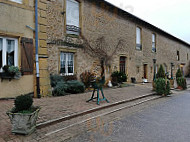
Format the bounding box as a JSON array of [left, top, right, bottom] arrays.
[[66, 80, 85, 94], [176, 69, 183, 78], [50, 74, 63, 87], [155, 78, 170, 96], [52, 80, 85, 96], [14, 95, 33, 112], [176, 77, 187, 90], [80, 71, 95, 88], [156, 65, 165, 79], [111, 71, 127, 84], [52, 81, 68, 96]]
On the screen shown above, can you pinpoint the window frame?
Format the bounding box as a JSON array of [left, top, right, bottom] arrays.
[[136, 26, 142, 50], [152, 33, 156, 52], [0, 36, 18, 72], [60, 52, 74, 76]]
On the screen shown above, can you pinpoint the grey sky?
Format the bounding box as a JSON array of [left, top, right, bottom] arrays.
[[106, 0, 190, 44]]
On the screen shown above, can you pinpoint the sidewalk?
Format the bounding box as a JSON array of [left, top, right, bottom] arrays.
[[0, 83, 154, 141]]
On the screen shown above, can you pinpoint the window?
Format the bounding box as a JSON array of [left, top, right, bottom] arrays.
[[9, 0, 22, 4], [0, 37, 18, 71], [187, 53, 189, 60], [60, 52, 74, 75], [152, 33, 156, 52], [136, 27, 142, 50], [136, 66, 140, 74], [66, 0, 80, 35], [120, 56, 126, 73], [177, 51, 180, 61]]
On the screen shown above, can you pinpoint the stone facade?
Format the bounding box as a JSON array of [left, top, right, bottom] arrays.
[[46, 0, 190, 85]]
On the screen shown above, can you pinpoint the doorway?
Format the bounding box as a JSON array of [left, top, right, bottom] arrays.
[[120, 56, 126, 73], [143, 64, 148, 79]]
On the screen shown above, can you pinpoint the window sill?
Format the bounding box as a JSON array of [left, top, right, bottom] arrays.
[[66, 34, 80, 38]]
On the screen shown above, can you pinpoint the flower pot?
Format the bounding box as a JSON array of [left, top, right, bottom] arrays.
[[6, 107, 40, 135]]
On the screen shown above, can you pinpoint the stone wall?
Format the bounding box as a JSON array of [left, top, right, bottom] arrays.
[[47, 0, 190, 84]]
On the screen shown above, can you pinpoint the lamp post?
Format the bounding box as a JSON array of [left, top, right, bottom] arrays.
[[153, 59, 157, 81], [171, 63, 174, 79]]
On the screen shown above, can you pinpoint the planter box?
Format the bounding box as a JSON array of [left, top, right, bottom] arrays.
[[6, 107, 40, 135]]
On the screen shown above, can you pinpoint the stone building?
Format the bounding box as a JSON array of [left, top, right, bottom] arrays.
[[0, 0, 51, 98], [0, 0, 189, 98], [47, 0, 190, 84]]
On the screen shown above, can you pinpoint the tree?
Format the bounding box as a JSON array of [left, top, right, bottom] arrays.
[[176, 68, 183, 78], [81, 35, 125, 77], [156, 65, 165, 78]]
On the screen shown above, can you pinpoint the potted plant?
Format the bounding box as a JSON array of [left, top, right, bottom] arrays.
[[6, 94, 40, 135], [0, 65, 21, 79]]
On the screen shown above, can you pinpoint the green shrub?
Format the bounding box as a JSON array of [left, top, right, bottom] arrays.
[[50, 74, 63, 87], [14, 94, 33, 112], [156, 65, 165, 78], [80, 71, 95, 88], [53, 80, 85, 96], [176, 69, 183, 78], [111, 71, 127, 83], [155, 78, 170, 96], [8, 66, 20, 75], [52, 81, 68, 96], [66, 80, 85, 94], [176, 77, 187, 90]]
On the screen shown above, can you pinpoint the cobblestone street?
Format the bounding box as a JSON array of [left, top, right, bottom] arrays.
[[0, 83, 154, 142]]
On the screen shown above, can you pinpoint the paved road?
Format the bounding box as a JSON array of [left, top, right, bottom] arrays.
[[68, 90, 190, 142]]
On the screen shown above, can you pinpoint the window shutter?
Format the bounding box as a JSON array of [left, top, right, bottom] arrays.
[[21, 37, 34, 75], [66, 0, 79, 27], [136, 27, 141, 44]]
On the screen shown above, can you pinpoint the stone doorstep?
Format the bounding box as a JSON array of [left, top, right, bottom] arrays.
[[36, 93, 156, 129]]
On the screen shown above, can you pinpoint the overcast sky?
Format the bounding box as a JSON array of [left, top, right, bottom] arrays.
[[106, 0, 190, 44]]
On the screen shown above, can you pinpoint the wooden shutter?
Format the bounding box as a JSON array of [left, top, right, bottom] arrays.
[[20, 37, 34, 75]]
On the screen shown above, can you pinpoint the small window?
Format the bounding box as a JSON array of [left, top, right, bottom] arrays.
[[187, 53, 189, 60], [66, 0, 80, 35], [9, 0, 22, 4], [0, 37, 18, 71], [60, 52, 74, 75], [152, 33, 156, 52], [136, 27, 142, 50], [177, 51, 180, 61], [136, 66, 140, 74]]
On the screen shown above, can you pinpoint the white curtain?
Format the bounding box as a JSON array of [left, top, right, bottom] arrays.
[[136, 27, 141, 44], [60, 52, 66, 69], [66, 0, 79, 27], [7, 40, 15, 53], [152, 34, 155, 42], [0, 39, 2, 51]]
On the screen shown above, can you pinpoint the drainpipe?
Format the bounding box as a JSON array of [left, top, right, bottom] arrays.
[[35, 0, 41, 98]]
